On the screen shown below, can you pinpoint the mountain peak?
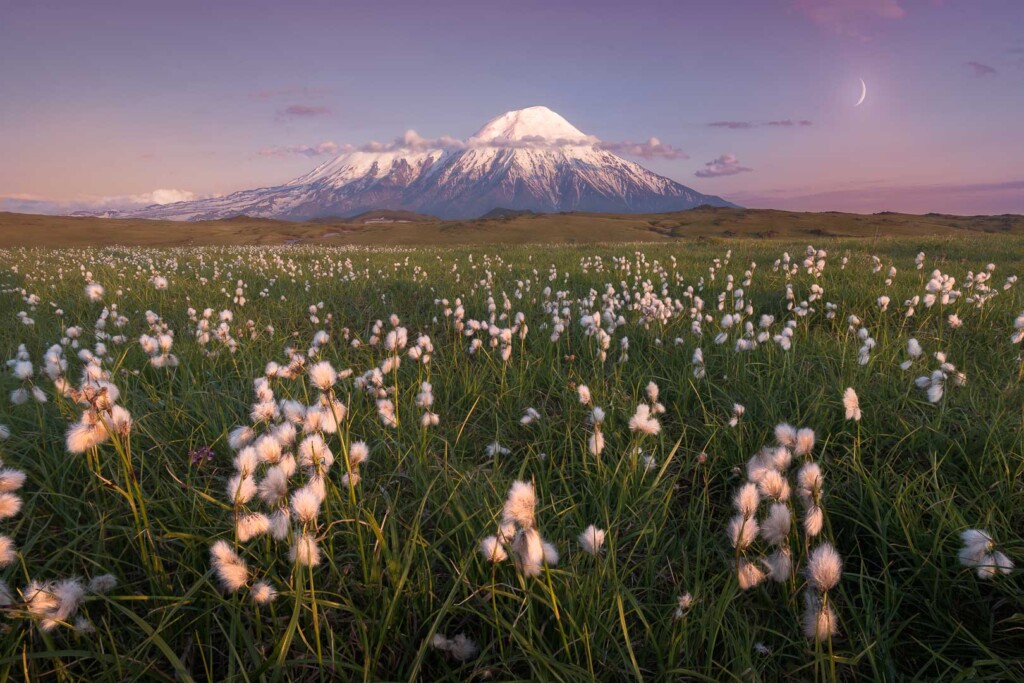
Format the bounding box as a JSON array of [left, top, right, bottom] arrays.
[[469, 106, 591, 144], [117, 106, 739, 221]]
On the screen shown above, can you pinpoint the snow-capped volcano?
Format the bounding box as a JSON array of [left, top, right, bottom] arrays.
[[468, 106, 593, 144], [121, 106, 737, 221]]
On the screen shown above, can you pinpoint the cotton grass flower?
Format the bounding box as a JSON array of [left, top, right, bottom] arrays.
[[796, 462, 823, 501], [728, 403, 745, 428], [349, 440, 370, 467], [84, 283, 104, 302], [760, 503, 791, 545], [737, 559, 765, 590], [0, 535, 17, 566], [734, 482, 760, 517], [257, 467, 288, 505], [673, 592, 694, 620], [803, 505, 824, 537], [210, 540, 248, 592], [291, 486, 322, 523], [728, 515, 759, 551], [578, 525, 606, 556], [236, 512, 271, 542], [431, 633, 479, 661], [65, 416, 109, 454], [307, 360, 337, 391], [226, 474, 257, 506], [802, 592, 838, 641], [628, 403, 660, 435], [290, 532, 321, 566], [794, 428, 815, 457], [25, 578, 87, 631], [520, 407, 541, 425], [542, 540, 559, 565], [513, 527, 546, 577], [228, 425, 255, 450], [502, 480, 536, 529], [959, 529, 1014, 579], [480, 535, 508, 563], [251, 581, 278, 605], [806, 543, 843, 591], [774, 423, 797, 448], [0, 468, 26, 493], [842, 387, 861, 421], [760, 546, 791, 583], [485, 441, 510, 458], [0, 494, 23, 520], [757, 469, 790, 501], [87, 574, 117, 594]]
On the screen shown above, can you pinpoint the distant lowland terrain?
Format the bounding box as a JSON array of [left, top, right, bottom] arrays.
[[1, 207, 1022, 248]]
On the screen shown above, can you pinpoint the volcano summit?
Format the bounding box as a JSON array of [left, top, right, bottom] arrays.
[[122, 107, 737, 220]]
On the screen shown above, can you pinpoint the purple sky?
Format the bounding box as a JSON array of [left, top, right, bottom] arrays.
[[2, 0, 1022, 215]]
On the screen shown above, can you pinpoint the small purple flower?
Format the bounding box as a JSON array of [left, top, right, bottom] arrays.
[[189, 445, 215, 466]]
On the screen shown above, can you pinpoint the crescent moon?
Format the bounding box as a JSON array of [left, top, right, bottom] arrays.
[[855, 78, 867, 107]]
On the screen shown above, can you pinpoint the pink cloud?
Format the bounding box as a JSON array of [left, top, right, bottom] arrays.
[[597, 137, 689, 160], [709, 121, 753, 129], [0, 189, 202, 214], [965, 61, 997, 77], [695, 154, 753, 178], [708, 120, 812, 129], [792, 0, 906, 37], [258, 141, 350, 158], [730, 180, 1024, 214], [279, 104, 331, 118], [250, 86, 330, 100], [258, 129, 691, 161]]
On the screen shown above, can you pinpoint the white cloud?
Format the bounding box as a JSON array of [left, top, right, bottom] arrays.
[[1, 189, 201, 215], [261, 130, 687, 160], [597, 137, 689, 160], [258, 141, 350, 158], [147, 189, 196, 205], [695, 154, 753, 178]]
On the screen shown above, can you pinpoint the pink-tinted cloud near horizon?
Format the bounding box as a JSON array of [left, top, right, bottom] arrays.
[[258, 141, 348, 158], [260, 130, 689, 160], [251, 86, 330, 100], [596, 137, 688, 159], [708, 120, 812, 129], [731, 179, 1024, 214], [279, 104, 331, 117], [965, 61, 997, 77], [695, 153, 753, 178], [0, 189, 201, 215]]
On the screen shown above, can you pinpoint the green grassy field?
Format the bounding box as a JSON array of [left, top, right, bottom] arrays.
[[0, 235, 1022, 681], [2, 207, 1023, 247]]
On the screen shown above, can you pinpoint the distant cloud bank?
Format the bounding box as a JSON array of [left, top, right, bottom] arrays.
[[0, 189, 202, 215], [259, 130, 690, 160], [731, 179, 1024, 214], [708, 120, 813, 129]]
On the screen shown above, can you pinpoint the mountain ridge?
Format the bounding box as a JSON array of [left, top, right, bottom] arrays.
[[115, 106, 737, 221]]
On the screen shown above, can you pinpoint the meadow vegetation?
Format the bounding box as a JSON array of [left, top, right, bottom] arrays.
[[0, 235, 1022, 681]]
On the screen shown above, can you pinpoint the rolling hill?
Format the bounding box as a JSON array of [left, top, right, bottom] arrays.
[[1, 208, 1022, 248]]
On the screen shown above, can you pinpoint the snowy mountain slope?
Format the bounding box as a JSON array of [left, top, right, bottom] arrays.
[[121, 106, 738, 221]]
